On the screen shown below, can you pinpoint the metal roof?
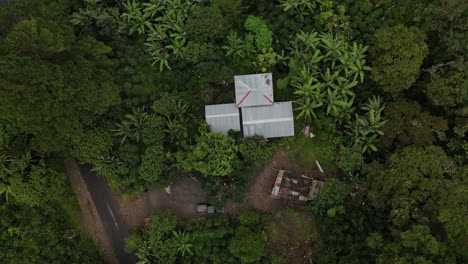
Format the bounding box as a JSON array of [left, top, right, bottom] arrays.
[[234, 73, 274, 107], [205, 103, 241, 135], [241, 101, 294, 138]]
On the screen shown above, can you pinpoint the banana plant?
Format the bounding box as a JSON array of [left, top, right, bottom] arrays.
[[165, 37, 186, 59], [172, 230, 193, 256], [334, 96, 355, 123], [121, 0, 152, 35], [91, 156, 123, 178], [324, 88, 343, 116], [319, 32, 344, 61], [146, 43, 171, 71], [279, 0, 317, 21], [112, 107, 149, 145], [294, 97, 324, 121], [321, 67, 339, 88], [361, 95, 385, 113]]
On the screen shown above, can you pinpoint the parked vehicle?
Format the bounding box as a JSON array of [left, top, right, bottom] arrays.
[[196, 203, 223, 214]]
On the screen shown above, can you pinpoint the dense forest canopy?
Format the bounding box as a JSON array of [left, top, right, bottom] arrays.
[[0, 0, 466, 263]]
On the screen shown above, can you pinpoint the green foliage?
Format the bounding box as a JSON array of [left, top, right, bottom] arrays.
[[290, 31, 371, 124], [370, 25, 429, 95], [223, 16, 283, 72], [345, 96, 387, 154], [363, 145, 452, 226], [419, 0, 468, 62], [425, 70, 467, 109], [379, 99, 448, 150], [237, 210, 263, 226], [244, 16, 273, 50], [237, 136, 272, 168], [336, 146, 364, 172], [279, 0, 350, 33], [182, 41, 217, 64], [177, 131, 238, 177], [121, 0, 200, 71], [70, 128, 113, 164], [0, 19, 119, 152], [229, 226, 267, 263], [138, 145, 166, 187], [311, 178, 352, 217], [137, 211, 179, 264], [186, 5, 228, 42], [70, 0, 124, 39]]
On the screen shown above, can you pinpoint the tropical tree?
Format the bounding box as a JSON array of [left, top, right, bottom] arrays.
[[176, 131, 238, 177], [370, 25, 429, 95]]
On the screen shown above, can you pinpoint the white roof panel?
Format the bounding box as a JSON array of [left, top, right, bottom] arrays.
[[241, 101, 294, 138], [234, 73, 274, 107], [205, 104, 241, 135]]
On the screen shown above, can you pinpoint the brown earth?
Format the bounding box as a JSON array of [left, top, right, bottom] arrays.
[[227, 149, 325, 213], [65, 159, 118, 264], [116, 175, 206, 230]]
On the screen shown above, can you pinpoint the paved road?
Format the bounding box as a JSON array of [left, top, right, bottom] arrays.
[[80, 164, 138, 264]]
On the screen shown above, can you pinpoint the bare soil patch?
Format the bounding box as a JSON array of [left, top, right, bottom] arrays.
[[117, 176, 206, 230], [228, 149, 326, 213]]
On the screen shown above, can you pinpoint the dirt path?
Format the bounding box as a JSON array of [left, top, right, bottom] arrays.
[[117, 176, 206, 229]]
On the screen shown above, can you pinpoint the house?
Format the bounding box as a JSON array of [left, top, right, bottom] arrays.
[[205, 73, 294, 138], [271, 170, 325, 203]]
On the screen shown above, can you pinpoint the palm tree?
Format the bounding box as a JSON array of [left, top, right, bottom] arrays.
[[172, 230, 193, 256]]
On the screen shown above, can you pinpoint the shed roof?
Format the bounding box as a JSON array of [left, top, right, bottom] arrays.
[[234, 73, 274, 107], [271, 170, 323, 202], [205, 104, 241, 135], [241, 101, 294, 138]]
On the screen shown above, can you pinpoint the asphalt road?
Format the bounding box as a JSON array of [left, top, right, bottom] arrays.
[[80, 164, 138, 264]]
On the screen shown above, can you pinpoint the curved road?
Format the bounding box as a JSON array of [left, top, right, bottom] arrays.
[[80, 164, 138, 264]]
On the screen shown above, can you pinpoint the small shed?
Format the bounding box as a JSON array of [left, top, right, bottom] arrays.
[[205, 103, 241, 135], [235, 73, 274, 107], [241, 101, 294, 138], [271, 170, 325, 203]]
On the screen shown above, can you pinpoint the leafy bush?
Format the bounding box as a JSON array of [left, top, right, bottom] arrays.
[[229, 226, 267, 263], [238, 210, 263, 226], [336, 146, 364, 172], [238, 136, 273, 168]]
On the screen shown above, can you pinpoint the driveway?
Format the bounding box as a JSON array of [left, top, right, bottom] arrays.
[[79, 164, 138, 264]]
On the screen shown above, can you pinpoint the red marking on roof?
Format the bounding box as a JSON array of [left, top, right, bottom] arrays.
[[236, 90, 252, 107], [263, 95, 274, 104]]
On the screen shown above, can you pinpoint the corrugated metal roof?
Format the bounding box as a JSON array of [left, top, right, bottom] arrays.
[[241, 101, 294, 138], [235, 73, 274, 107], [205, 103, 241, 135]]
